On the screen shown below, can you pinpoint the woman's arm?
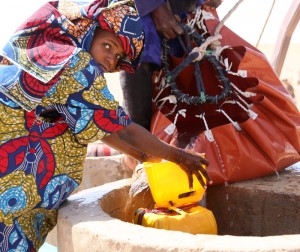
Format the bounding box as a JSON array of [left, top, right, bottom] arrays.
[[102, 122, 211, 188], [101, 129, 161, 163]]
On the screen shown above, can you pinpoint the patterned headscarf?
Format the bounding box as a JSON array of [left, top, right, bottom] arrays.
[[0, 0, 144, 84], [83, 0, 144, 73]]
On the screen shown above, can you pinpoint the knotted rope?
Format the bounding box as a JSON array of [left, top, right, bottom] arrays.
[[161, 0, 245, 106]]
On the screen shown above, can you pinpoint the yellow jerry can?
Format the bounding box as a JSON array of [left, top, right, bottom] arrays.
[[143, 161, 206, 207], [134, 205, 217, 235]]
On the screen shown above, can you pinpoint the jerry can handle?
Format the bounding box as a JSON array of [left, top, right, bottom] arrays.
[[168, 206, 187, 215]]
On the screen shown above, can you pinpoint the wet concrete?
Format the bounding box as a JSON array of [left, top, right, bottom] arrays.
[[207, 165, 300, 236], [57, 177, 300, 252], [53, 156, 300, 251]]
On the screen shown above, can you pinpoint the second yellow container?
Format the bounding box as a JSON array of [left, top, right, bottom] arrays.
[[134, 205, 217, 235]]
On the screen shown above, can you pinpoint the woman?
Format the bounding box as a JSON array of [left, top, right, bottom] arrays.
[[0, 0, 210, 250]]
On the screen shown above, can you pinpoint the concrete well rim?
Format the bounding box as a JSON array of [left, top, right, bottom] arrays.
[[57, 179, 300, 252]]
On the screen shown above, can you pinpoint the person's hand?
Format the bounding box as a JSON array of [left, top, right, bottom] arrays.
[[151, 3, 183, 40], [177, 149, 212, 189]]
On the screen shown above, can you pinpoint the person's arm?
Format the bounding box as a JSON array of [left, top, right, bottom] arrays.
[[102, 122, 211, 188], [101, 129, 161, 163], [152, 0, 223, 40]]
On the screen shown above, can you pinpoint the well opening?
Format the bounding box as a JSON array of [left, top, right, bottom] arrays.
[[57, 176, 300, 251], [100, 167, 300, 237]]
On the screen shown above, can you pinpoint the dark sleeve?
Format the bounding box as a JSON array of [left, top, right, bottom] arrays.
[[197, 0, 206, 5], [134, 0, 165, 17]]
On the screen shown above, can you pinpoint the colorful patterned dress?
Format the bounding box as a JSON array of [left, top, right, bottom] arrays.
[[0, 0, 144, 250]]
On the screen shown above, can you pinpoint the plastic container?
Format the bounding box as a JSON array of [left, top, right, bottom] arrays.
[[143, 161, 206, 207], [134, 205, 217, 235]]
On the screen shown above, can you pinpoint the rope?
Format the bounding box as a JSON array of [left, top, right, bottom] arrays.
[[214, 0, 245, 36], [256, 0, 276, 47], [162, 34, 232, 105], [190, 35, 222, 62], [160, 0, 247, 107]]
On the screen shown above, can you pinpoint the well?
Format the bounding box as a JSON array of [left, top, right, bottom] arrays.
[[56, 164, 300, 252]]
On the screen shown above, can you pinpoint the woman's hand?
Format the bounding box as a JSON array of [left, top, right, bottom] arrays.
[[177, 149, 212, 189], [105, 123, 213, 189]]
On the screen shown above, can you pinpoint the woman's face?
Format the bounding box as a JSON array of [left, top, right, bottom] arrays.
[[89, 28, 126, 73]]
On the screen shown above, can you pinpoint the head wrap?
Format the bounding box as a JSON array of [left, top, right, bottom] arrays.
[[83, 0, 144, 73], [0, 0, 144, 83]]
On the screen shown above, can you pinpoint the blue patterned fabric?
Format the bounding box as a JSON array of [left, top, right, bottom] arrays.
[[0, 0, 143, 251]]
